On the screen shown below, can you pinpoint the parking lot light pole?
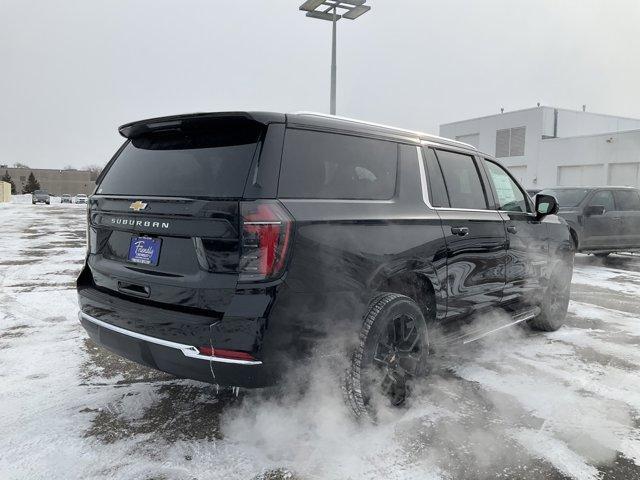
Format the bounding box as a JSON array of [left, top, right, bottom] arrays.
[[299, 0, 371, 115]]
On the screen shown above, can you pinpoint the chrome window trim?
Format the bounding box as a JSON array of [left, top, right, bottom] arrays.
[[416, 146, 499, 214], [79, 311, 262, 365]]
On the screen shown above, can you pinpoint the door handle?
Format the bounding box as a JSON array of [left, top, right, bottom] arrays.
[[451, 226, 469, 236], [507, 225, 518, 234]]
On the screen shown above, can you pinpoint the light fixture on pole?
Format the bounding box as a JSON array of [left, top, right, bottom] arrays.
[[299, 0, 371, 115]]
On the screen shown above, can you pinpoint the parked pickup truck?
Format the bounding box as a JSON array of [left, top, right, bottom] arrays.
[[539, 186, 640, 257]]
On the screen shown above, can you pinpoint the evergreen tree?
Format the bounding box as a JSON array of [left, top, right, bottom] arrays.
[[22, 172, 41, 194], [1, 170, 16, 194]]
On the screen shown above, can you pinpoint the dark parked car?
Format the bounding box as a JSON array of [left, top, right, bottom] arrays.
[[32, 190, 50, 204], [61, 194, 72, 204], [539, 186, 640, 257], [77, 112, 573, 419]]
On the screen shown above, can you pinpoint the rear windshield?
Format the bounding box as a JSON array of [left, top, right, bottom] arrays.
[[539, 188, 589, 207], [34, 190, 48, 194], [278, 129, 397, 200], [97, 119, 262, 198]]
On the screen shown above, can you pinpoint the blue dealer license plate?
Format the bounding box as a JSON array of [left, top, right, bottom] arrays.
[[128, 236, 161, 266]]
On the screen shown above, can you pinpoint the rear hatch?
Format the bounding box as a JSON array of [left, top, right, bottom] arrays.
[[87, 115, 267, 315]]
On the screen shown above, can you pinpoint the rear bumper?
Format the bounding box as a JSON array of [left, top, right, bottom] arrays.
[[79, 311, 271, 388]]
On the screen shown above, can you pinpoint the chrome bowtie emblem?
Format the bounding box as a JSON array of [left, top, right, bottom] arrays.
[[129, 200, 148, 212]]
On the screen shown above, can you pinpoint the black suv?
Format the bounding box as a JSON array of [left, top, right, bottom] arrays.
[[539, 186, 640, 257], [77, 112, 573, 418]]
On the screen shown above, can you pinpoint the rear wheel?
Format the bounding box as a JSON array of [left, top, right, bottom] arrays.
[[530, 262, 573, 332], [343, 293, 428, 421]]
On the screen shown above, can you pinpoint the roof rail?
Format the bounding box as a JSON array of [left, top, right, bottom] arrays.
[[292, 111, 476, 150]]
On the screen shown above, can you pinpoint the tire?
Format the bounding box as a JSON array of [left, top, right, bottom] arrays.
[[343, 293, 428, 422], [530, 261, 573, 332]]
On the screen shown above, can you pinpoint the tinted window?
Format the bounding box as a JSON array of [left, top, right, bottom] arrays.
[[423, 148, 449, 207], [435, 150, 487, 209], [97, 120, 262, 198], [278, 129, 397, 200], [538, 188, 589, 207], [484, 159, 529, 213], [589, 190, 615, 212], [613, 190, 640, 211]]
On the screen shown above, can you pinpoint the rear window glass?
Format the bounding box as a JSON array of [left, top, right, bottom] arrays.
[[435, 150, 488, 209], [539, 188, 589, 207], [97, 119, 262, 198], [278, 129, 397, 200], [613, 190, 640, 211], [423, 148, 449, 207]]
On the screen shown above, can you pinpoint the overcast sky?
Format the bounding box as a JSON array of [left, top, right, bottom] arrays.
[[2, 0, 640, 169]]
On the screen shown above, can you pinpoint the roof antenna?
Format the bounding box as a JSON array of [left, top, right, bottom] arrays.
[[500, 107, 504, 114], [582, 104, 587, 112], [537, 102, 541, 107]]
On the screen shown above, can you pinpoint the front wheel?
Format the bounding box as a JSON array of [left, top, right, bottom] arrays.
[[530, 262, 573, 332], [343, 293, 428, 421]]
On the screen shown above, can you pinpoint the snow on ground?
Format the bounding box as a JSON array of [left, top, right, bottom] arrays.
[[1, 203, 639, 480]]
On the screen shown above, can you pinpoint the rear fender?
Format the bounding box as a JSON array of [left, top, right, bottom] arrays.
[[368, 258, 445, 321]]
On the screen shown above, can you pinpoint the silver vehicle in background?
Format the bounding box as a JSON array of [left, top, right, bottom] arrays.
[[75, 194, 88, 204], [32, 190, 50, 205], [539, 186, 640, 257], [61, 194, 72, 204]]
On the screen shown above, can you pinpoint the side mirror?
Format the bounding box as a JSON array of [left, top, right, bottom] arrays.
[[535, 194, 559, 220], [584, 205, 605, 216]]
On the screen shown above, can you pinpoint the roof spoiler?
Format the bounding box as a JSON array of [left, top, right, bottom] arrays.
[[118, 111, 285, 139]]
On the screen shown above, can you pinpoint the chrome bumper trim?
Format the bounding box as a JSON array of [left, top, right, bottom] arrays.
[[78, 311, 262, 366]]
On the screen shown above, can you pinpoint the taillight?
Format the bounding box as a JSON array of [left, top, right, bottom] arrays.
[[239, 200, 293, 282], [197, 346, 257, 362]]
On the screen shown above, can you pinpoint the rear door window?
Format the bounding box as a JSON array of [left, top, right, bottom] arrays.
[[435, 149, 488, 209], [278, 129, 397, 200], [97, 119, 262, 198], [422, 148, 450, 207], [613, 190, 640, 211]]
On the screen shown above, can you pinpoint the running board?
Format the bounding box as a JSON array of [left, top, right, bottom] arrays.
[[461, 307, 540, 344], [433, 307, 541, 347]]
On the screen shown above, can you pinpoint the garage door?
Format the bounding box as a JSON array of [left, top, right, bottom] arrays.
[[507, 165, 526, 185], [557, 164, 604, 186], [609, 163, 640, 187]]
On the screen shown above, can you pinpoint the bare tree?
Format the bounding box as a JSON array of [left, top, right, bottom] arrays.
[[84, 164, 103, 181]]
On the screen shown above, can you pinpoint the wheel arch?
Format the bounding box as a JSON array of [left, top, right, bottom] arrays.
[[368, 260, 443, 323], [568, 227, 579, 251]]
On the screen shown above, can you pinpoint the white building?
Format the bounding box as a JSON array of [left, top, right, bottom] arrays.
[[439, 106, 640, 189]]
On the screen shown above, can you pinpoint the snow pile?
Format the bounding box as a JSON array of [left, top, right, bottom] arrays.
[[0, 206, 639, 480]]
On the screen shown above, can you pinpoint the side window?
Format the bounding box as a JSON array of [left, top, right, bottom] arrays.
[[613, 190, 640, 211], [435, 150, 488, 209], [278, 129, 397, 200], [589, 190, 615, 212], [422, 148, 449, 207], [483, 159, 530, 213]]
